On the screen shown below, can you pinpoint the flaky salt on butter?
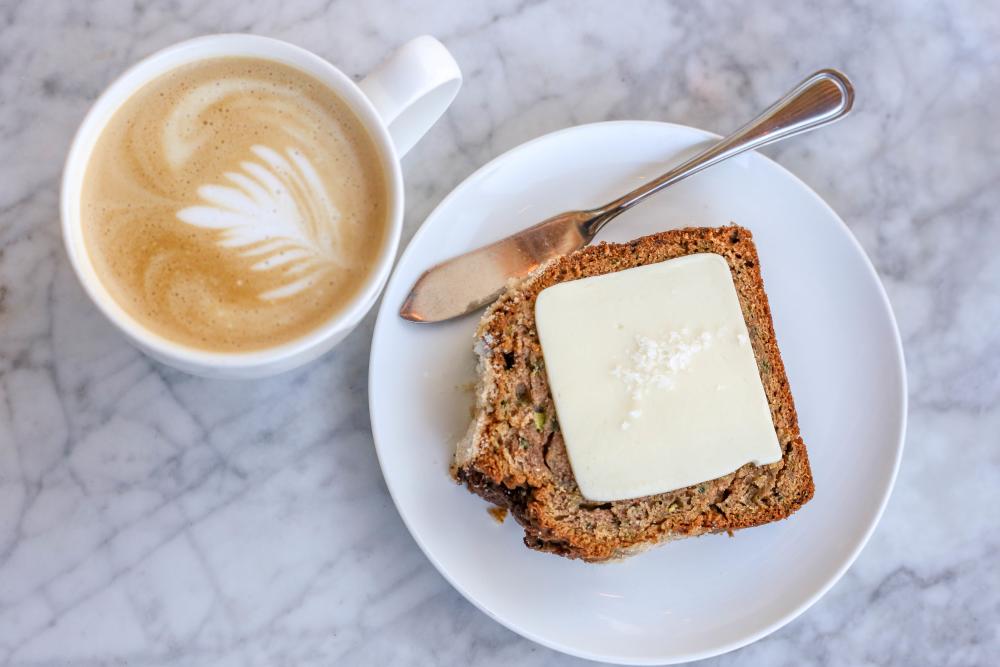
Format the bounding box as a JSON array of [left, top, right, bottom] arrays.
[[534, 253, 781, 502]]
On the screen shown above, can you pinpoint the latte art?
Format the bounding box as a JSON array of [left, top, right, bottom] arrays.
[[82, 58, 387, 351], [177, 144, 351, 300]]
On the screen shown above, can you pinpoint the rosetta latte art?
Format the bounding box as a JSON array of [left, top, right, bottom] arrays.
[[178, 144, 351, 300], [81, 57, 387, 352]]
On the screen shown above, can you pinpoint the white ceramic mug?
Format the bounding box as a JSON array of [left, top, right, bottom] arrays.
[[61, 34, 461, 378]]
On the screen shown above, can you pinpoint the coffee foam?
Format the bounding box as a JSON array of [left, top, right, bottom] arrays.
[[81, 57, 387, 352]]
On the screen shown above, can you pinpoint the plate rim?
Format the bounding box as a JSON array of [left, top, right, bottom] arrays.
[[368, 120, 908, 664]]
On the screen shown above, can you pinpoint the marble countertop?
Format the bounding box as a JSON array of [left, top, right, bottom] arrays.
[[1, 1, 997, 665]]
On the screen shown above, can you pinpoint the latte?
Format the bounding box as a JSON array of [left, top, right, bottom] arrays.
[[81, 57, 388, 352]]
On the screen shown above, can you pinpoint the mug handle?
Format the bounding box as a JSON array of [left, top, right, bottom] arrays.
[[359, 36, 462, 158]]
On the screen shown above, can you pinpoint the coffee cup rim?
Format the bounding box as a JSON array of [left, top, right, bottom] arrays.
[[61, 34, 405, 374]]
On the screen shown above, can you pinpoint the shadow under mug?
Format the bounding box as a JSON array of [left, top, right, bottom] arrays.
[[61, 34, 461, 379]]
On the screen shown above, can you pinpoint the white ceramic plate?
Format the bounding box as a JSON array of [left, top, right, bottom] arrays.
[[368, 121, 906, 664]]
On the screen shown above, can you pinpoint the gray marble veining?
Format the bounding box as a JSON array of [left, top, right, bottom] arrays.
[[0, 0, 997, 665]]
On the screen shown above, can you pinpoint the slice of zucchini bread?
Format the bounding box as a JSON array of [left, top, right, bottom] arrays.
[[452, 225, 814, 562]]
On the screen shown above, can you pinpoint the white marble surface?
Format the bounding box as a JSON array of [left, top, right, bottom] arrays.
[[0, 1, 997, 664]]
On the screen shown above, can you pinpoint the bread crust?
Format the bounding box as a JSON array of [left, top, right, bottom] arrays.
[[452, 226, 814, 562]]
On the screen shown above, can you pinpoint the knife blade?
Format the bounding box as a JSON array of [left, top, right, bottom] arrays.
[[399, 209, 595, 322]]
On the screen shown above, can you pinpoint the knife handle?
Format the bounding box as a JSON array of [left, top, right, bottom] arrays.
[[581, 69, 854, 239]]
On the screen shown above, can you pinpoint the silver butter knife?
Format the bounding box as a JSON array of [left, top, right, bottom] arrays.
[[400, 69, 854, 323]]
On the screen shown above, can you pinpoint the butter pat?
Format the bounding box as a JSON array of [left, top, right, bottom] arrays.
[[534, 253, 781, 502]]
